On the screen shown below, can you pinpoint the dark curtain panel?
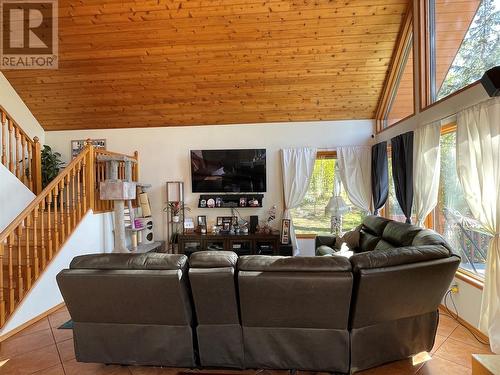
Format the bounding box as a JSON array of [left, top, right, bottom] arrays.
[[391, 131, 414, 224], [371, 142, 388, 215]]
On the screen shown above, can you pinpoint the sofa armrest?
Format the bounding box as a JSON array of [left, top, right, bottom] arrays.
[[315, 234, 337, 249]]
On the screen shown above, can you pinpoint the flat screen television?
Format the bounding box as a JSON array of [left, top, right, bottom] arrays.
[[190, 149, 266, 193]]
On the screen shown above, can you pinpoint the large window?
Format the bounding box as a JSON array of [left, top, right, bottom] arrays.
[[433, 128, 491, 278], [385, 41, 414, 128], [429, 0, 500, 103], [292, 156, 365, 236]]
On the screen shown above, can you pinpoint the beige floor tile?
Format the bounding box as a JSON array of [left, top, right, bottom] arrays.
[[417, 356, 471, 375], [0, 344, 61, 375], [436, 314, 459, 338], [434, 337, 492, 368], [56, 337, 76, 362], [431, 334, 447, 354], [33, 363, 66, 375], [48, 308, 72, 329], [63, 358, 133, 375], [0, 328, 55, 360], [129, 366, 183, 375], [448, 326, 491, 351], [15, 317, 51, 338], [51, 324, 74, 343], [355, 357, 425, 374]]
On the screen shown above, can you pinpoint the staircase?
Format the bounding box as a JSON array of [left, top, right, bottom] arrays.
[[0, 107, 139, 328]]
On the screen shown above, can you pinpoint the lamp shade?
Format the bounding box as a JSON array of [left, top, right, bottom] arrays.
[[325, 195, 350, 216]]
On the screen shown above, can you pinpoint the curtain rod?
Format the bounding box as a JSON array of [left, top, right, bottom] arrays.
[[424, 97, 495, 127]]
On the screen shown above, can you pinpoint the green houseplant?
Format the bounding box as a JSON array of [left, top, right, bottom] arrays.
[[41, 145, 65, 188]]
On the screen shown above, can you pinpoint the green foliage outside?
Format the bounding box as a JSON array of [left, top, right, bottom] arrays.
[[292, 158, 366, 235], [437, 0, 500, 100]]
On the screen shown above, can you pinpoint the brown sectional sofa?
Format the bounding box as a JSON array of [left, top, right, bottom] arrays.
[[57, 216, 460, 374]]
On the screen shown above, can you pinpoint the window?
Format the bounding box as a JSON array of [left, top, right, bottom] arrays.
[[433, 128, 491, 278], [386, 156, 407, 222], [292, 156, 366, 236], [376, 9, 415, 131], [428, 0, 500, 103], [385, 41, 414, 127]]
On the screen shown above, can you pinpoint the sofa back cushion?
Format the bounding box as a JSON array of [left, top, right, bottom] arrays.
[[70, 253, 187, 271], [349, 252, 460, 328], [381, 221, 422, 247], [57, 253, 192, 326], [238, 255, 352, 329], [189, 251, 240, 325]]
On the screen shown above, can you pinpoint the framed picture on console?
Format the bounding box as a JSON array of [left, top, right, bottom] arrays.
[[197, 215, 207, 229], [280, 219, 291, 245]]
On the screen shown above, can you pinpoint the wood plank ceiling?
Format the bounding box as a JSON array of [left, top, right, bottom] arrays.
[[3, 0, 410, 130]]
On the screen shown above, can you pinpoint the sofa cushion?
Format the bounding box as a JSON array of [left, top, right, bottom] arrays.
[[189, 251, 238, 268], [238, 255, 351, 272], [70, 253, 187, 271], [412, 229, 452, 252], [358, 232, 380, 252], [362, 216, 391, 236], [382, 221, 423, 247], [349, 245, 450, 272], [373, 239, 394, 251], [316, 245, 336, 256]]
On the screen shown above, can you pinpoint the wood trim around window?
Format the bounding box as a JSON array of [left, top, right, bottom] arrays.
[[455, 270, 484, 290], [375, 5, 414, 133]]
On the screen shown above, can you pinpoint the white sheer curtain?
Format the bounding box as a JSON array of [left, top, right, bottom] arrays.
[[281, 148, 317, 255], [337, 146, 372, 213], [456, 98, 500, 353], [413, 122, 441, 227]]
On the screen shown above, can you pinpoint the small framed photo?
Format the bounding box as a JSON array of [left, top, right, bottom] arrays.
[[281, 219, 291, 245], [239, 197, 247, 207], [197, 215, 207, 228], [216, 217, 224, 226]]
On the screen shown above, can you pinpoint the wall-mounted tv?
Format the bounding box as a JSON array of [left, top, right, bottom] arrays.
[[190, 149, 266, 193]]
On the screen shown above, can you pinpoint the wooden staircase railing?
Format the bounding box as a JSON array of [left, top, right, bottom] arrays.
[[0, 106, 42, 194], [0, 143, 139, 327]]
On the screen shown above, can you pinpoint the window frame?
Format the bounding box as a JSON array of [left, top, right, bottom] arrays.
[[375, 7, 416, 133], [418, 0, 493, 110]]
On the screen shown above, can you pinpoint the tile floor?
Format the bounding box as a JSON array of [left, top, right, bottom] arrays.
[[0, 306, 492, 375]]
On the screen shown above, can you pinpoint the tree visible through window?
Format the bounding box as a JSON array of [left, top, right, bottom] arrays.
[[433, 0, 500, 101], [292, 157, 366, 235]]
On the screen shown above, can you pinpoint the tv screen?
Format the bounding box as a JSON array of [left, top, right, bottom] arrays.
[[191, 149, 266, 193]]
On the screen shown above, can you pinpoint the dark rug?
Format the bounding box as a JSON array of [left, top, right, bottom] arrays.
[[59, 320, 74, 329]]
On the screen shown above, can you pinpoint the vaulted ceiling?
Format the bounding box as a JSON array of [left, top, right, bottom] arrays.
[[3, 0, 410, 130]]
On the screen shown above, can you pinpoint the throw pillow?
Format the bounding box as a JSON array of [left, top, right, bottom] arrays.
[[335, 224, 362, 251]]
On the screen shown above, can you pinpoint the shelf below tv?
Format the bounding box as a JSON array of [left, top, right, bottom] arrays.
[[198, 193, 264, 208]]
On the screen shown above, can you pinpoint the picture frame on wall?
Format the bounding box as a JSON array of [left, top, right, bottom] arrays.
[[71, 139, 106, 159], [197, 215, 207, 229], [281, 219, 291, 245]]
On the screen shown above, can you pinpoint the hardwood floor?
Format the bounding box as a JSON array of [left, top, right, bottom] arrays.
[[0, 306, 491, 375]]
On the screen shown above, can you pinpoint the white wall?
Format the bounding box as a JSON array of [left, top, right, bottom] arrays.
[[46, 120, 375, 246], [0, 163, 35, 232], [0, 210, 114, 337], [0, 73, 45, 144]]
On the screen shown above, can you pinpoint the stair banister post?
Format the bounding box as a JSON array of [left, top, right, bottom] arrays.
[[0, 241, 4, 326], [32, 137, 42, 194], [85, 142, 95, 211]]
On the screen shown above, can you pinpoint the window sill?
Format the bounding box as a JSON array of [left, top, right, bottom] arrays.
[[296, 234, 317, 239], [455, 269, 484, 290]]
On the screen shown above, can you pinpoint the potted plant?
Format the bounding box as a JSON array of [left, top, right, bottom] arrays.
[[164, 202, 190, 223], [41, 145, 65, 188]]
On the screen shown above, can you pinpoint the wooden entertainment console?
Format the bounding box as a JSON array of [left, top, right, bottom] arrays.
[[178, 232, 281, 256]]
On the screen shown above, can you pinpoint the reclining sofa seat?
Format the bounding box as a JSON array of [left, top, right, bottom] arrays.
[[188, 251, 244, 368], [347, 216, 460, 372], [56, 253, 196, 367], [237, 255, 353, 373]]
